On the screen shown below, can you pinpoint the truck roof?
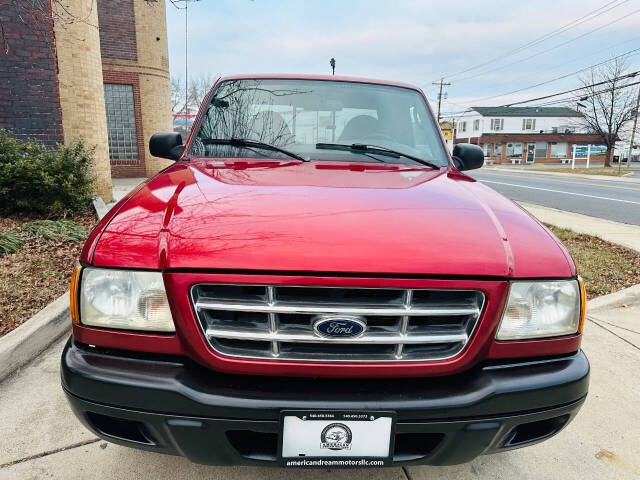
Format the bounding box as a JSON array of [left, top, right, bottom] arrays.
[[216, 73, 423, 92]]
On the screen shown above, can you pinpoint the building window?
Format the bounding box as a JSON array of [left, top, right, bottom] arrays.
[[550, 142, 568, 158], [522, 118, 536, 130], [473, 119, 480, 131], [506, 142, 523, 158], [535, 141, 548, 158], [490, 118, 504, 130], [482, 143, 489, 155], [104, 83, 139, 163], [493, 142, 502, 157], [459, 121, 467, 133]]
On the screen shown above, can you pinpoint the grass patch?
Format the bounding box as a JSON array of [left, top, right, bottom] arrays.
[[0, 231, 24, 254], [535, 167, 639, 176], [548, 225, 640, 298], [22, 220, 87, 242]]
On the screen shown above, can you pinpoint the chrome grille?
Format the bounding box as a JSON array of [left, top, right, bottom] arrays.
[[191, 285, 485, 362]]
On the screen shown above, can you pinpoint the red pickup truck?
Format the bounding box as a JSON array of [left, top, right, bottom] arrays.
[[62, 74, 589, 468]]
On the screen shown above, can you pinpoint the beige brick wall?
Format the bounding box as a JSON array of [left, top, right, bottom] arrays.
[[134, 0, 173, 175], [101, 0, 173, 177], [134, 0, 173, 176], [53, 0, 113, 201]]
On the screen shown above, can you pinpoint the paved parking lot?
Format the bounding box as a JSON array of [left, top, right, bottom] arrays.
[[1, 289, 639, 479]]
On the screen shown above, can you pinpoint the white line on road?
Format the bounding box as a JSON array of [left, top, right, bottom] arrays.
[[476, 171, 640, 192], [480, 180, 640, 205]]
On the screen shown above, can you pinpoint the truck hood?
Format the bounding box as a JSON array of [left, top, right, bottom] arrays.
[[91, 159, 575, 278]]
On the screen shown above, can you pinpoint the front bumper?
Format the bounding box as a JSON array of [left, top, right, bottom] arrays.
[[61, 338, 589, 466]]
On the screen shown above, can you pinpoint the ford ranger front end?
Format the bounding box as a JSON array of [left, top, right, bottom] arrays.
[[62, 75, 589, 468]]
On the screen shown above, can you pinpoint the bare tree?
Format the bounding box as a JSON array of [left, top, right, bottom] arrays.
[[171, 73, 217, 114], [187, 72, 218, 111], [192, 79, 299, 157], [170, 75, 183, 112], [578, 58, 638, 167], [1, 0, 96, 56]]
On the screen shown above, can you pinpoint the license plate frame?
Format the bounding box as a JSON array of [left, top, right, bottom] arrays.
[[278, 410, 396, 468]]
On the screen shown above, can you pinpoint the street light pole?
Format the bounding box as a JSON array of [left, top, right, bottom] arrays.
[[628, 86, 640, 168]]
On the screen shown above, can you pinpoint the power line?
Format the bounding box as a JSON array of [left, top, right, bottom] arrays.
[[438, 73, 640, 115], [531, 79, 640, 107], [436, 0, 630, 81], [501, 70, 640, 106], [439, 37, 640, 113], [452, 6, 640, 84], [456, 32, 640, 89], [465, 45, 640, 105]]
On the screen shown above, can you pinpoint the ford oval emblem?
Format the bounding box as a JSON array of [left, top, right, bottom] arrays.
[[313, 315, 366, 339]]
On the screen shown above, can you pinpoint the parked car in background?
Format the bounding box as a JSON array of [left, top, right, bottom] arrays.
[[62, 75, 589, 468]]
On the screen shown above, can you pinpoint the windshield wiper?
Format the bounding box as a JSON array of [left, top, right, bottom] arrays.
[[202, 138, 309, 162], [315, 143, 441, 169]]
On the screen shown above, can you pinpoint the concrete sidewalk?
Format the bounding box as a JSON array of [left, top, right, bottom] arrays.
[[492, 166, 640, 183], [1, 287, 639, 479]]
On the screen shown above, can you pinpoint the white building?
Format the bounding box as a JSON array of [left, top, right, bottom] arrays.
[[454, 106, 604, 164]]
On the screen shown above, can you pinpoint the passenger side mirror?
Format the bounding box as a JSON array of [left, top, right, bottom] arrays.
[[452, 144, 484, 171], [149, 132, 184, 160]]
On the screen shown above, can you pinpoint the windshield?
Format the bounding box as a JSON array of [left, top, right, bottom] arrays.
[[190, 78, 449, 167]]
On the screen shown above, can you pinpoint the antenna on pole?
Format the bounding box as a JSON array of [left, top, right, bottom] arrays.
[[432, 78, 451, 123], [330, 58, 336, 75], [170, 0, 200, 115], [184, 0, 188, 114]]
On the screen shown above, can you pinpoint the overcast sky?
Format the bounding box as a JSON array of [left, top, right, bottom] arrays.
[[165, 0, 640, 116]]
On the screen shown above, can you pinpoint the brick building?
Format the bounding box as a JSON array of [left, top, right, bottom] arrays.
[[454, 106, 605, 165], [0, 0, 173, 201]]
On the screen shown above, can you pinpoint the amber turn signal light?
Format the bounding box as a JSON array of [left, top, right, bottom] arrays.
[[70, 265, 82, 325], [577, 276, 586, 333]]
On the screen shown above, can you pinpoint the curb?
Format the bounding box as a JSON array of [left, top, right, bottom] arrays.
[[490, 166, 639, 183], [587, 283, 640, 311], [0, 292, 70, 382], [92, 196, 109, 220]]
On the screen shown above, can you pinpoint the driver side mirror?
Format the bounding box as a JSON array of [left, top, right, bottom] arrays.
[[149, 132, 184, 160], [452, 144, 485, 171]]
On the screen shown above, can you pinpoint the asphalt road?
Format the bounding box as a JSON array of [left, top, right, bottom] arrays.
[[469, 169, 640, 226]]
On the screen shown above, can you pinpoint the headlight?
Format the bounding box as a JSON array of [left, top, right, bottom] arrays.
[[496, 280, 583, 340], [79, 268, 175, 332]]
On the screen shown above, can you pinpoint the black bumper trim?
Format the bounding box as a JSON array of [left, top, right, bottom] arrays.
[[61, 338, 589, 466], [61, 338, 589, 422], [65, 390, 586, 466]]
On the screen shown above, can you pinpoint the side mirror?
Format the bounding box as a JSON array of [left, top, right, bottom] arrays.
[[149, 132, 184, 160], [452, 144, 484, 171]]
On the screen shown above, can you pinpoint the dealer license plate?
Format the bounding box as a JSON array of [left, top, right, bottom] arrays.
[[279, 411, 395, 468]]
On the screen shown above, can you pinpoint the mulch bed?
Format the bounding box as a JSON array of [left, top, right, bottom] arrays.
[[0, 209, 97, 337], [548, 225, 640, 298]]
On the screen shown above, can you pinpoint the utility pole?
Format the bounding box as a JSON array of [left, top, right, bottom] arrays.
[[432, 78, 451, 123], [627, 86, 640, 168]]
